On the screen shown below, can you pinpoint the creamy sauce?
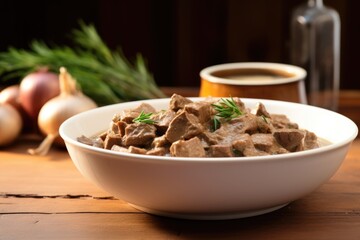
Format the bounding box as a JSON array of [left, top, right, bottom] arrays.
[[211, 68, 295, 82], [225, 74, 285, 81]]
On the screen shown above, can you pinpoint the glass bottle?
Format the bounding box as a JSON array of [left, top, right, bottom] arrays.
[[290, 0, 340, 111]]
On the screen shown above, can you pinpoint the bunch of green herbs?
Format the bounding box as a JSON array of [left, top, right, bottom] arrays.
[[0, 22, 165, 105]]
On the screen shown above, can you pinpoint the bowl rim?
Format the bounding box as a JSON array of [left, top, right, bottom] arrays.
[[200, 62, 307, 86], [59, 98, 358, 164]]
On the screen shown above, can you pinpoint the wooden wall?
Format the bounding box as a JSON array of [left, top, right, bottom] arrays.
[[0, 0, 359, 89]]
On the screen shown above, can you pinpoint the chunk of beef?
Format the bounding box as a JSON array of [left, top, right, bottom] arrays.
[[116, 121, 127, 137], [108, 120, 127, 136], [152, 135, 170, 148], [128, 146, 147, 154], [109, 121, 120, 134], [256, 116, 273, 133], [220, 114, 269, 139], [151, 109, 176, 134], [77, 135, 104, 148], [111, 145, 128, 152], [98, 131, 108, 141], [111, 145, 147, 155], [255, 102, 271, 118], [104, 133, 122, 149], [251, 133, 288, 154], [165, 111, 204, 143], [203, 118, 251, 146], [123, 123, 156, 147], [232, 134, 269, 156], [251, 133, 273, 151], [184, 101, 213, 123], [273, 129, 304, 152], [146, 147, 167, 156], [119, 103, 156, 124], [303, 130, 319, 150], [208, 145, 234, 157], [77, 135, 94, 146], [197, 130, 223, 148], [170, 137, 206, 157], [271, 114, 299, 129], [92, 138, 104, 148], [230, 97, 247, 113], [169, 94, 193, 111], [232, 134, 252, 152]]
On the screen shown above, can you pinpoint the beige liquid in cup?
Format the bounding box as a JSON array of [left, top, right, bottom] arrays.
[[225, 74, 283, 81], [212, 68, 295, 82]]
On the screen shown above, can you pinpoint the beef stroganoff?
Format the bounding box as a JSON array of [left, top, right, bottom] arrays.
[[78, 94, 323, 157]]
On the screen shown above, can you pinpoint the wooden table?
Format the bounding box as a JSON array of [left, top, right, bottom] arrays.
[[1, 90, 360, 239]]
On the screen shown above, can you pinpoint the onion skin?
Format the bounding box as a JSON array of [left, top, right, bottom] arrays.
[[0, 85, 21, 110], [28, 67, 97, 155], [38, 94, 97, 146], [19, 70, 60, 123], [0, 104, 23, 146], [0, 85, 32, 132]]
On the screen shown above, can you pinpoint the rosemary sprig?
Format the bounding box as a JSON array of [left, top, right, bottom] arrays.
[[212, 97, 243, 120], [212, 117, 221, 132], [211, 97, 243, 131], [0, 22, 166, 105], [133, 111, 157, 124]]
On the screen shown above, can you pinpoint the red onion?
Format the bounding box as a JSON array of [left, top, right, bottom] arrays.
[[19, 69, 60, 123]]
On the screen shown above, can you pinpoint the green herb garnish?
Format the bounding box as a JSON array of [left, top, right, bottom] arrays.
[[133, 111, 156, 124], [211, 97, 243, 131], [212, 97, 243, 119], [212, 117, 221, 132], [0, 22, 166, 105]]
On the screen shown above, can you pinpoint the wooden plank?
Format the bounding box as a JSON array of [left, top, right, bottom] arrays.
[[0, 198, 137, 214], [0, 136, 108, 197], [1, 213, 360, 240], [1, 183, 359, 215]]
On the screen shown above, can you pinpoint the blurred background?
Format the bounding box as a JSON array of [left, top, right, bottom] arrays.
[[0, 0, 358, 89]]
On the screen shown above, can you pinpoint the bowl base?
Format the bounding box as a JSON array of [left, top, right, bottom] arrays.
[[128, 203, 289, 220]]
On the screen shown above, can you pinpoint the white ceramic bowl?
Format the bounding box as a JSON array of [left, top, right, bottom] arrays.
[[59, 98, 358, 220]]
